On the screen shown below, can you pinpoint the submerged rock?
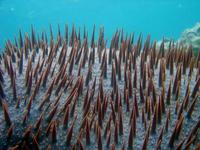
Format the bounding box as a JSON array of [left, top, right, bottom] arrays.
[[157, 23, 200, 54], [178, 22, 200, 51]]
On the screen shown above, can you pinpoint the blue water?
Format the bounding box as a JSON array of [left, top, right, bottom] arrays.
[[0, 0, 200, 49]]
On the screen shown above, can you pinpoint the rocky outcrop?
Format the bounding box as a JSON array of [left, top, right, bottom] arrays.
[[156, 23, 200, 55], [178, 22, 200, 51]]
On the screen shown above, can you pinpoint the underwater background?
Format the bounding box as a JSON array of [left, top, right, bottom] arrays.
[[0, 0, 200, 50]]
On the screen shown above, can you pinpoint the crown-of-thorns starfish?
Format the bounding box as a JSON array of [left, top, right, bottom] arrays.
[[0, 24, 200, 150]]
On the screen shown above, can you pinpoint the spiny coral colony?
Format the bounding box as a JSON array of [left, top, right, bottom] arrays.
[[0, 25, 200, 150]]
